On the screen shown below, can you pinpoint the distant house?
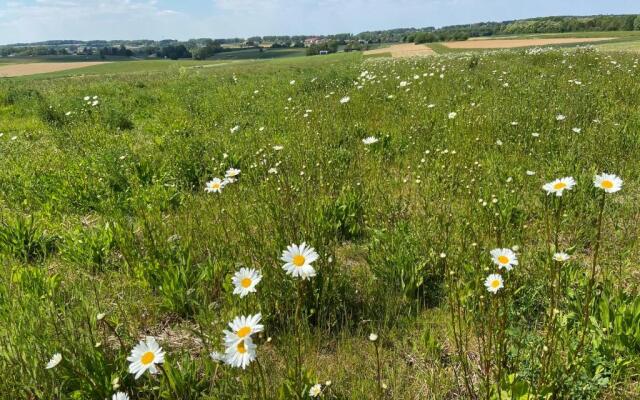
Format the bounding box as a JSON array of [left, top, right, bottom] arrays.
[[319, 50, 329, 55], [304, 37, 323, 47]]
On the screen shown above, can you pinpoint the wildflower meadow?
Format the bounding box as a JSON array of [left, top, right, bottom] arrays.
[[0, 48, 639, 399]]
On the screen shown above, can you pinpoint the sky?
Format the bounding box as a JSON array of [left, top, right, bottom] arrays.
[[0, 0, 638, 44]]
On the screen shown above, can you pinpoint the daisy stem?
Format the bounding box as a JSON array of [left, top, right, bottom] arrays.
[[553, 197, 563, 250], [295, 280, 304, 399], [573, 193, 606, 378], [255, 357, 268, 400], [374, 340, 383, 400], [100, 318, 126, 352], [540, 197, 562, 390]]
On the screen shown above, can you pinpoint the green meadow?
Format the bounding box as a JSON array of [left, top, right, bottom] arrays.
[[0, 47, 639, 399]]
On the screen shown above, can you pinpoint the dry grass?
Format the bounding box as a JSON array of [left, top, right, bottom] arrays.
[[443, 37, 613, 49], [0, 62, 108, 77], [365, 43, 434, 58]]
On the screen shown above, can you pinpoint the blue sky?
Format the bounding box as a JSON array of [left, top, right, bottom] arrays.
[[0, 0, 638, 44]]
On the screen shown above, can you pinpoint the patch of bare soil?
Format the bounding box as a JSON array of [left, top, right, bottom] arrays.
[[0, 62, 108, 77], [364, 43, 434, 58]]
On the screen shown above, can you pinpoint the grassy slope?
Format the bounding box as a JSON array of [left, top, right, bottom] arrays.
[[0, 48, 639, 399], [4, 60, 231, 81], [0, 48, 308, 80]]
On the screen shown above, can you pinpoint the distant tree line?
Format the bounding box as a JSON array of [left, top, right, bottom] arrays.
[[99, 45, 133, 58], [406, 31, 470, 43], [1, 15, 639, 59], [400, 15, 640, 44]]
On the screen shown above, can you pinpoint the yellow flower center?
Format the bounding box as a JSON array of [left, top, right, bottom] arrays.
[[212, 183, 220, 189], [292, 255, 306, 267], [141, 351, 155, 365], [237, 326, 252, 338], [601, 180, 613, 189], [241, 278, 252, 288], [553, 182, 566, 190], [237, 341, 247, 354], [497, 255, 509, 264], [491, 280, 501, 289]]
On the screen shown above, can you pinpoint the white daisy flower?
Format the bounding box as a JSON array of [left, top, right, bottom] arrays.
[[46, 353, 62, 369], [225, 168, 241, 181], [485, 273, 504, 294], [112, 392, 129, 400], [369, 333, 378, 342], [553, 252, 570, 262], [290, 80, 296, 85], [340, 96, 350, 104], [273, 145, 284, 151], [572, 127, 581, 133], [594, 173, 622, 193], [281, 242, 319, 280], [127, 337, 165, 379], [205, 178, 226, 193], [223, 314, 264, 344], [542, 177, 576, 197], [232, 268, 262, 298], [556, 114, 566, 121], [230, 125, 240, 133], [309, 384, 322, 397], [448, 112, 457, 119], [225, 337, 257, 369], [362, 136, 379, 145], [490, 248, 519, 271]]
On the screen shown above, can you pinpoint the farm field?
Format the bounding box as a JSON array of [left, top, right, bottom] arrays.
[[364, 43, 435, 58], [443, 37, 614, 49], [0, 59, 236, 80], [0, 61, 109, 77], [0, 43, 639, 400], [0, 48, 306, 78], [209, 48, 306, 60], [597, 40, 640, 53]]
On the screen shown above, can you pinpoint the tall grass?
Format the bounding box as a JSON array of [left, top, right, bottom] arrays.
[[0, 48, 638, 399]]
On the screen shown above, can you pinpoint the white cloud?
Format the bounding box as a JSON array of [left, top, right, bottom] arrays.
[[0, 0, 638, 44], [0, 0, 186, 43]]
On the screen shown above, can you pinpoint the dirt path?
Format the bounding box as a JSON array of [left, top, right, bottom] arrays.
[[364, 43, 434, 58], [0, 62, 108, 77], [444, 37, 613, 49]]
